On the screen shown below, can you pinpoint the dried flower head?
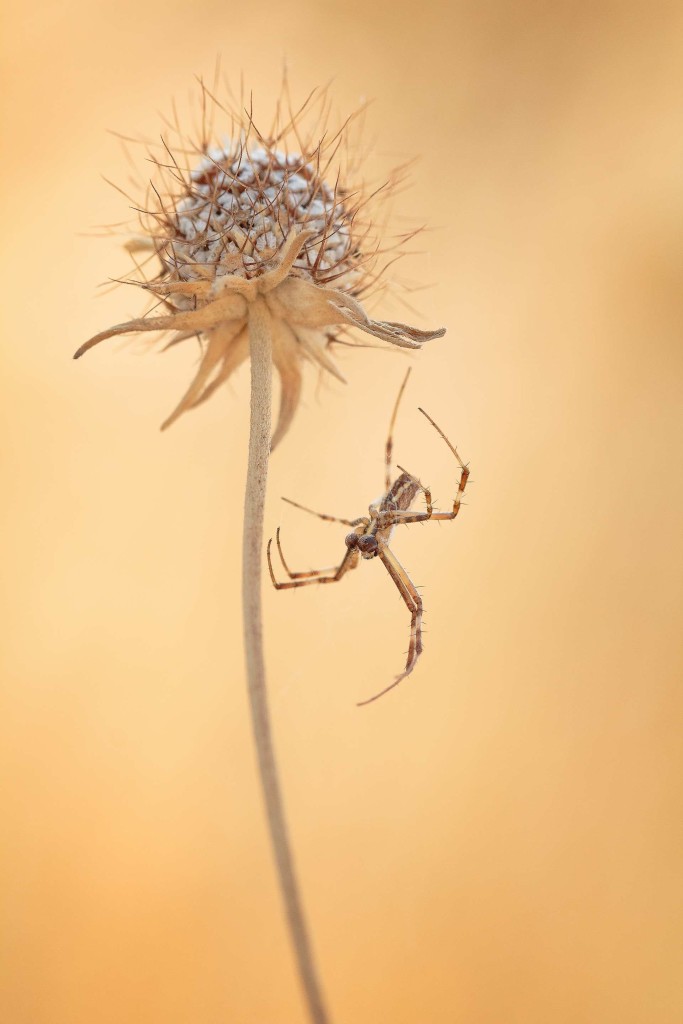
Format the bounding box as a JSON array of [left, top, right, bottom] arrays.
[[75, 79, 445, 448]]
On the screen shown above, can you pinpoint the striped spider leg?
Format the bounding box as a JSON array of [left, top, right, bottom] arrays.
[[267, 368, 469, 705]]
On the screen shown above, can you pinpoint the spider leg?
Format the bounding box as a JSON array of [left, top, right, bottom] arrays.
[[417, 407, 470, 519], [273, 527, 347, 580], [267, 534, 359, 590], [385, 368, 412, 493], [357, 545, 423, 706], [281, 496, 368, 528], [389, 494, 467, 526], [388, 511, 432, 525]]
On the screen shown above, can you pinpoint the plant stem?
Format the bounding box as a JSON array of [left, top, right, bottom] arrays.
[[242, 296, 331, 1024]]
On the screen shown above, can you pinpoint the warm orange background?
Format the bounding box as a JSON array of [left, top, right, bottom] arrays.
[[2, 3, 682, 1022]]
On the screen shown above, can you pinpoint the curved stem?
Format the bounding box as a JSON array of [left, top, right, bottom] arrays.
[[242, 295, 331, 1024]]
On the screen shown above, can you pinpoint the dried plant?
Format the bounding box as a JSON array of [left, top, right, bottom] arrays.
[[75, 79, 443, 445], [75, 73, 446, 1024]]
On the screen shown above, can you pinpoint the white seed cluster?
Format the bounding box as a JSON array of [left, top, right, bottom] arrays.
[[163, 143, 361, 289]]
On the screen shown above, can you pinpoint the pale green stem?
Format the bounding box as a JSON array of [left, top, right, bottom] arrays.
[[242, 296, 331, 1024]]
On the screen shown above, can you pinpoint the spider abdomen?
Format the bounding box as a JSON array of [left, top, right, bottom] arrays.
[[386, 472, 420, 512]]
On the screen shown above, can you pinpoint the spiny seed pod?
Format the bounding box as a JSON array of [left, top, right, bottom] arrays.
[[75, 83, 445, 448]]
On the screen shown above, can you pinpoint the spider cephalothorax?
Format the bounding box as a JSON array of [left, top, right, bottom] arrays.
[[347, 532, 379, 558], [267, 369, 470, 705]]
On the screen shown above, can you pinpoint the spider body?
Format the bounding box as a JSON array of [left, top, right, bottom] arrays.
[[267, 370, 469, 705], [345, 472, 420, 560]]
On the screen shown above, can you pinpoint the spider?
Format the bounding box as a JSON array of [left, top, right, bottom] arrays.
[[267, 369, 469, 705]]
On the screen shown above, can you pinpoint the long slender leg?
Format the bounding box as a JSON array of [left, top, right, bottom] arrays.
[[267, 537, 359, 590], [385, 368, 412, 493], [388, 498, 467, 526], [357, 546, 423, 706], [274, 527, 348, 580], [389, 411, 469, 525], [281, 496, 368, 528], [418, 406, 470, 516]]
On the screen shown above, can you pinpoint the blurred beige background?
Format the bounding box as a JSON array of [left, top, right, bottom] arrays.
[[2, 2, 682, 1022]]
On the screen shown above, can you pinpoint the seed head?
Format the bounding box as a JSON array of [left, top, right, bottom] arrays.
[[75, 81, 446, 448]]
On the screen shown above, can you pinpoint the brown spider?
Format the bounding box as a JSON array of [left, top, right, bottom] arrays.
[[267, 369, 469, 705]]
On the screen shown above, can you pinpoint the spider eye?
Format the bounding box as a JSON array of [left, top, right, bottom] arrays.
[[357, 533, 378, 555], [345, 532, 359, 549]]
